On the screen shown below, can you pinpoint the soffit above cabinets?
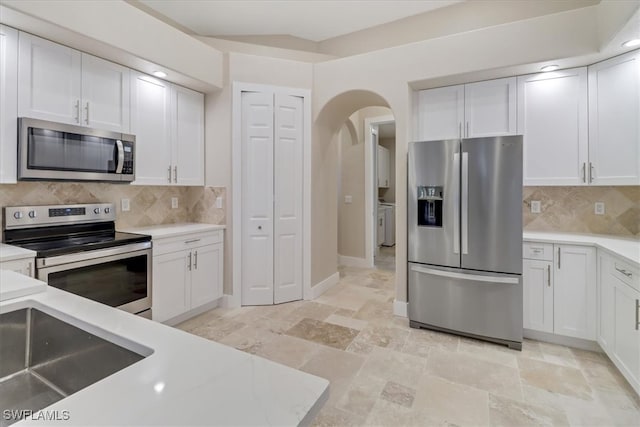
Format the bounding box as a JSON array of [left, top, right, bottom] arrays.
[[0, 2, 223, 92]]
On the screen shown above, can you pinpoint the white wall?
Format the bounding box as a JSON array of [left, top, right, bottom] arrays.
[[312, 5, 604, 303], [205, 52, 313, 295]]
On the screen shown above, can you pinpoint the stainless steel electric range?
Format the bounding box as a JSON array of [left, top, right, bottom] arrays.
[[3, 203, 152, 317]]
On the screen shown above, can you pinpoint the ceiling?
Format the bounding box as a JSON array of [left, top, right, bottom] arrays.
[[138, 0, 461, 42]]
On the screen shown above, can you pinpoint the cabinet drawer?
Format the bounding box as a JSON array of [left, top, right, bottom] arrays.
[[523, 242, 554, 261], [610, 258, 639, 292], [153, 230, 223, 256]]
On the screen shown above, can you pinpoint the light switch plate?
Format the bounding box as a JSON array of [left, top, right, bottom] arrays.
[[121, 198, 130, 212], [530, 200, 541, 214], [345, 195, 353, 204], [216, 196, 223, 209], [595, 202, 605, 215], [171, 197, 179, 209]]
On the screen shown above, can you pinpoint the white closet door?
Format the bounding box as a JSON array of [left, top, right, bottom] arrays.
[[273, 94, 304, 304], [241, 92, 275, 305]]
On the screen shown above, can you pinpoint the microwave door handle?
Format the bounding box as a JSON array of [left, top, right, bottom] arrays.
[[115, 140, 125, 174]]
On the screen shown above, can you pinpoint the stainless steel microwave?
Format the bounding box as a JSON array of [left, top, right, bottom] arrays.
[[18, 118, 135, 182]]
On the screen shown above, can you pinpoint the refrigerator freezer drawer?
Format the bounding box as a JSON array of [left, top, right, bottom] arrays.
[[408, 263, 522, 346]]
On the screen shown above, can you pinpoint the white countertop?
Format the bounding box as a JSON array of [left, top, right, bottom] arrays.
[[121, 223, 225, 239], [1, 278, 328, 426], [0, 270, 46, 301], [523, 231, 639, 267], [0, 242, 36, 263]]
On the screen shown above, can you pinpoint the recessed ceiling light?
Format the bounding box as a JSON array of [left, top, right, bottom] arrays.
[[152, 71, 167, 78], [540, 65, 559, 72], [622, 39, 640, 48]]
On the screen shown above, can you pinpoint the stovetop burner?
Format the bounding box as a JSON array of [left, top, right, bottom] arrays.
[[3, 203, 151, 258]]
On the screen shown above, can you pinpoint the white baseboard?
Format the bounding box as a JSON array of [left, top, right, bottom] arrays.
[[163, 299, 221, 326], [221, 294, 240, 308], [338, 255, 372, 268], [393, 299, 408, 317], [310, 272, 340, 299], [523, 329, 603, 352]]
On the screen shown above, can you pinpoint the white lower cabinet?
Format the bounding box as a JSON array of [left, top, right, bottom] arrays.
[[598, 251, 640, 394], [523, 242, 596, 340], [553, 245, 597, 340], [152, 231, 223, 323], [0, 257, 35, 277], [523, 258, 554, 333]]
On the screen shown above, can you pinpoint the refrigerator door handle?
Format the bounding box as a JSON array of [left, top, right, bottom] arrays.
[[453, 153, 460, 254], [410, 264, 520, 284], [461, 152, 469, 255]]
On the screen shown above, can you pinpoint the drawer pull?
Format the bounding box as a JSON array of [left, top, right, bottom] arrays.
[[185, 239, 201, 244], [531, 248, 543, 254], [615, 266, 633, 278]]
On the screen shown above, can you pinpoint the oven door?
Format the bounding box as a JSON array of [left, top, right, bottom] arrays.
[[37, 243, 151, 315]]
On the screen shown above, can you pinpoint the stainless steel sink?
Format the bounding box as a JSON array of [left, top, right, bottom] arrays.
[[0, 308, 147, 426]]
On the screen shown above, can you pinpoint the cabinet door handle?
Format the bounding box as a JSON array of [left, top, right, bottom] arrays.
[[85, 101, 90, 125], [615, 266, 633, 278], [636, 299, 639, 330], [174, 166, 178, 183], [466, 121, 469, 138], [75, 99, 81, 123], [459, 122, 462, 138], [194, 251, 198, 270], [188, 252, 192, 271], [582, 163, 586, 183], [557, 247, 561, 269], [547, 265, 551, 287], [168, 166, 172, 183], [589, 162, 594, 183]]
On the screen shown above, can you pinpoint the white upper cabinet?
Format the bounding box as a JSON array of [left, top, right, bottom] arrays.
[[80, 54, 130, 132], [0, 25, 18, 184], [518, 68, 588, 186], [377, 144, 390, 188], [416, 77, 516, 141], [130, 72, 172, 185], [18, 32, 130, 132], [131, 72, 205, 186], [18, 32, 82, 125], [464, 77, 517, 138], [173, 85, 204, 186], [588, 50, 640, 185], [416, 84, 464, 140]]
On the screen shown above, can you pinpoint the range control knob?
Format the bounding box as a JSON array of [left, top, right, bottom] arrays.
[[28, 210, 37, 219], [94, 207, 101, 214], [13, 211, 23, 220], [104, 207, 111, 214]]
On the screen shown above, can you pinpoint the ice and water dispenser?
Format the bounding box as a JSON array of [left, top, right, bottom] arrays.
[[417, 186, 443, 227]]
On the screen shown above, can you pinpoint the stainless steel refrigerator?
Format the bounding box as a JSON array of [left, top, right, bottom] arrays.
[[407, 136, 523, 350]]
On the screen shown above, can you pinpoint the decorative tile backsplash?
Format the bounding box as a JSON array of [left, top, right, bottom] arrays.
[[523, 186, 639, 237], [0, 182, 225, 230]]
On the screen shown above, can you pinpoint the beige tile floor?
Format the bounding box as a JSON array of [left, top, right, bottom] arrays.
[[177, 260, 640, 426]]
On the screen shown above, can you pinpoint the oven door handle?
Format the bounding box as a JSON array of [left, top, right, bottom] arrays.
[[37, 241, 151, 269]]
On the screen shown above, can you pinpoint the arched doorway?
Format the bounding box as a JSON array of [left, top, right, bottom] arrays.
[[312, 90, 398, 297]]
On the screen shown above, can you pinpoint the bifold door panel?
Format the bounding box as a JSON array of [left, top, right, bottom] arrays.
[[241, 91, 303, 305]]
